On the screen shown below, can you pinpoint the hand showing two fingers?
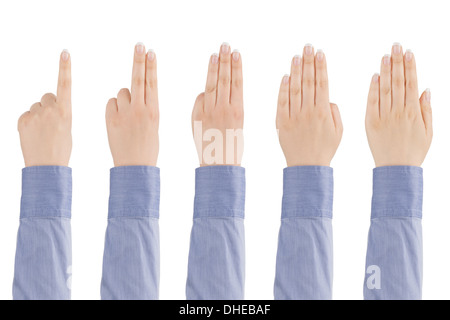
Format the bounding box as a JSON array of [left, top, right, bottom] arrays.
[[18, 50, 72, 167], [106, 43, 160, 167]]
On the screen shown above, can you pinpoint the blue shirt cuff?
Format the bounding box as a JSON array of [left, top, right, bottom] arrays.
[[282, 166, 333, 219], [194, 166, 245, 219], [109, 166, 160, 219], [21, 166, 72, 219], [372, 166, 423, 219]]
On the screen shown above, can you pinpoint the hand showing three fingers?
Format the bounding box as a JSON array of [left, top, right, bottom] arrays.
[[106, 43, 160, 167], [366, 44, 433, 168], [277, 45, 343, 167], [18, 50, 72, 167], [192, 43, 244, 166]]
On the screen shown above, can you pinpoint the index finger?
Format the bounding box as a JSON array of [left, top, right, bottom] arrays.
[[131, 42, 146, 104], [57, 49, 72, 107]]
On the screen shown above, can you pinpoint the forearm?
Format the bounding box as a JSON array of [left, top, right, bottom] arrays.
[[364, 166, 423, 300], [13, 166, 72, 300], [274, 166, 333, 300], [186, 166, 246, 300], [101, 166, 160, 300]]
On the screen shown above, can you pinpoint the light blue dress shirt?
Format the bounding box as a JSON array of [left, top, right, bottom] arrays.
[[186, 166, 246, 300], [12, 165, 424, 300], [13, 166, 72, 300], [101, 166, 160, 300], [274, 166, 334, 300], [364, 166, 423, 300]]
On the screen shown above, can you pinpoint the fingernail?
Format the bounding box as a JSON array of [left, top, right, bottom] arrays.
[[61, 49, 70, 61], [147, 49, 155, 61], [293, 55, 301, 66], [405, 49, 413, 62], [221, 42, 230, 54], [393, 42, 402, 54], [372, 73, 380, 83], [282, 74, 290, 84], [383, 55, 391, 65], [136, 42, 145, 54], [305, 44, 313, 56], [316, 49, 324, 61], [425, 88, 431, 102], [232, 50, 240, 61], [211, 53, 219, 65]]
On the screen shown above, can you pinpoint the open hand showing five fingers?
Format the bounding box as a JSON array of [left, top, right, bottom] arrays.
[[18, 50, 72, 167], [106, 43, 160, 167], [366, 44, 433, 168]]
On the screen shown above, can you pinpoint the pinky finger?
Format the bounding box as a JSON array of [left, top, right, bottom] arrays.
[[420, 89, 432, 133]]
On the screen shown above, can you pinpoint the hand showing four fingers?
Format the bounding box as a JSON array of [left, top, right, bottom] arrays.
[[277, 45, 343, 167]]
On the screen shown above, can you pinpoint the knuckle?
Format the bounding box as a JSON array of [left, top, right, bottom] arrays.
[[406, 80, 417, 90], [41, 93, 56, 102], [118, 88, 130, 98], [369, 97, 378, 106], [380, 86, 391, 96], [317, 79, 328, 88], [147, 78, 158, 89], [195, 93, 205, 103], [392, 77, 404, 88], [302, 78, 315, 87], [290, 86, 301, 96], [278, 97, 288, 107], [133, 77, 145, 87], [219, 76, 231, 86], [232, 78, 243, 88], [205, 84, 216, 94], [58, 78, 71, 88]]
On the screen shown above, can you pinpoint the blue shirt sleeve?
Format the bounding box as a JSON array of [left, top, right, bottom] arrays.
[[186, 166, 246, 300], [274, 166, 333, 300], [13, 166, 72, 300], [364, 166, 423, 300], [101, 166, 160, 300]]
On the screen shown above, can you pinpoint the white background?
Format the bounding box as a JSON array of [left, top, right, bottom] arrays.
[[0, 0, 448, 300]]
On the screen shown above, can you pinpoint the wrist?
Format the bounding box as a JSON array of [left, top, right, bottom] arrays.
[[286, 160, 331, 167]]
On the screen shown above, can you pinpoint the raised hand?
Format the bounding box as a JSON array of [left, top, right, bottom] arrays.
[[106, 43, 159, 167], [18, 50, 72, 167], [366, 44, 432, 167], [192, 43, 244, 166], [277, 44, 343, 167]]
